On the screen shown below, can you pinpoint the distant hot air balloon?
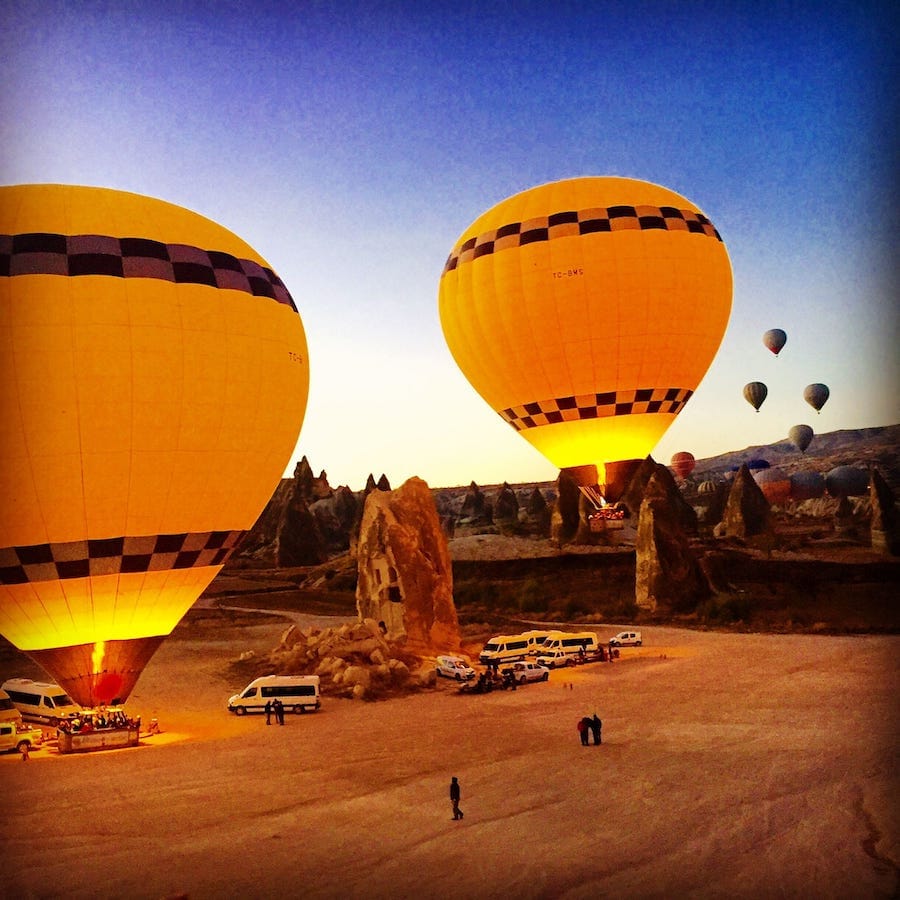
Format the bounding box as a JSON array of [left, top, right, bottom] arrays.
[[763, 328, 787, 357], [825, 466, 869, 498], [0, 185, 310, 709], [788, 424, 814, 453], [803, 383, 830, 414], [670, 451, 696, 479], [789, 471, 825, 501], [743, 381, 768, 412], [753, 467, 791, 506], [698, 479, 721, 494], [746, 458, 771, 471], [438, 176, 733, 502]]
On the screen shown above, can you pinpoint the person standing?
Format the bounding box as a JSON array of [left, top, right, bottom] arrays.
[[590, 713, 602, 745], [577, 717, 589, 746], [275, 699, 285, 725], [264, 700, 272, 725], [450, 776, 463, 820]]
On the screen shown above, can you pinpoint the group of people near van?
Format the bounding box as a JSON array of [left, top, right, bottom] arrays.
[[264, 699, 285, 725], [57, 708, 138, 734], [577, 713, 602, 746]]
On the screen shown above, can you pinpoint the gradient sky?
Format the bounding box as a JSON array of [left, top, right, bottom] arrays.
[[3, 0, 897, 490]]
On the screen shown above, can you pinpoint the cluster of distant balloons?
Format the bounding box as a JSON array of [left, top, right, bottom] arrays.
[[743, 329, 830, 445]]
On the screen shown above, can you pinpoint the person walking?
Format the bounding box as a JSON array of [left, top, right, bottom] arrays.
[[450, 776, 464, 820], [577, 717, 589, 746], [264, 700, 272, 725], [590, 713, 602, 745]]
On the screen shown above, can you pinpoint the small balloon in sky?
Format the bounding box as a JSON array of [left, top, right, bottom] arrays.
[[743, 381, 768, 412], [763, 328, 787, 356], [804, 383, 830, 414], [670, 451, 696, 479], [0, 184, 310, 709], [788, 424, 814, 453], [439, 176, 733, 502]]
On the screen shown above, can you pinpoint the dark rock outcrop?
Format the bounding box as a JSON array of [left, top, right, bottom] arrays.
[[718, 465, 772, 540], [870, 468, 899, 554], [551, 469, 581, 545], [494, 482, 520, 524], [635, 471, 709, 611]]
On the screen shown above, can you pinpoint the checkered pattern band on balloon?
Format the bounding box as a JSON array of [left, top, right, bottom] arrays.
[[0, 530, 246, 585], [443, 205, 721, 274], [0, 233, 296, 311], [500, 387, 693, 431]]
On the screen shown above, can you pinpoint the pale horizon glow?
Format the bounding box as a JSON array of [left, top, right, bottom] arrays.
[[2, 1, 897, 492]]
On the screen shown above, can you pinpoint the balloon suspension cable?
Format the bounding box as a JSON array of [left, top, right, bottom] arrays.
[[578, 485, 607, 510]]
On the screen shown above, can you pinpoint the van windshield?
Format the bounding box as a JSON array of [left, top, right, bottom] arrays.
[[483, 642, 500, 652], [50, 694, 73, 708]]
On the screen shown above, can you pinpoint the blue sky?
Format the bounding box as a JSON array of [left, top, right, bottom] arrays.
[[3, 0, 897, 489]]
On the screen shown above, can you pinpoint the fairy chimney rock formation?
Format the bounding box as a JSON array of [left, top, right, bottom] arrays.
[[494, 482, 520, 524], [719, 464, 772, 540], [355, 476, 460, 654], [870, 468, 899, 554], [635, 471, 709, 612]]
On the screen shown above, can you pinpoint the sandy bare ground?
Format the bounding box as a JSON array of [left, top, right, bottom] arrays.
[[2, 619, 898, 899]]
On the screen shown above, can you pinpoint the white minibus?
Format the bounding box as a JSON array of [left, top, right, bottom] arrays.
[[1, 678, 81, 725], [228, 675, 321, 715], [479, 635, 530, 666]]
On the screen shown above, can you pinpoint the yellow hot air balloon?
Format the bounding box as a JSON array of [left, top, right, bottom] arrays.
[[0, 185, 309, 708], [439, 177, 732, 501]]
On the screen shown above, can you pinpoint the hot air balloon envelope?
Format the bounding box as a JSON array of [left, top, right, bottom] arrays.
[[743, 382, 768, 412], [788, 424, 814, 453], [439, 176, 733, 501], [825, 466, 869, 498], [670, 451, 696, 479], [789, 471, 825, 501], [753, 467, 791, 506], [0, 185, 310, 708], [804, 383, 830, 413], [763, 328, 787, 356]]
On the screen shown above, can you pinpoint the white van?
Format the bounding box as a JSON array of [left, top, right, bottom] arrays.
[[228, 675, 320, 715], [536, 632, 599, 667], [521, 630, 557, 656], [1, 678, 81, 726], [0, 689, 23, 724], [479, 634, 530, 666], [609, 630, 642, 646]]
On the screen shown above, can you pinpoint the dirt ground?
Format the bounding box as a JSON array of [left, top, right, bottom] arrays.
[[2, 611, 898, 900]]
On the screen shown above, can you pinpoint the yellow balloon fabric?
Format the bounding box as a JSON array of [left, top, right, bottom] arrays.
[[439, 177, 732, 494], [0, 185, 309, 705]]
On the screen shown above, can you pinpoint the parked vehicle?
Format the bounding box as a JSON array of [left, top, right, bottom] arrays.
[[520, 630, 557, 656], [228, 675, 321, 715], [535, 632, 600, 664], [479, 634, 530, 666], [536, 649, 573, 668], [436, 656, 476, 681], [0, 720, 43, 754], [1, 678, 81, 726], [500, 661, 550, 684], [609, 631, 642, 646], [0, 689, 23, 724]]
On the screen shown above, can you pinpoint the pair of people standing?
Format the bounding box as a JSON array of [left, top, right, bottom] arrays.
[[577, 713, 602, 745], [265, 699, 285, 725]]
